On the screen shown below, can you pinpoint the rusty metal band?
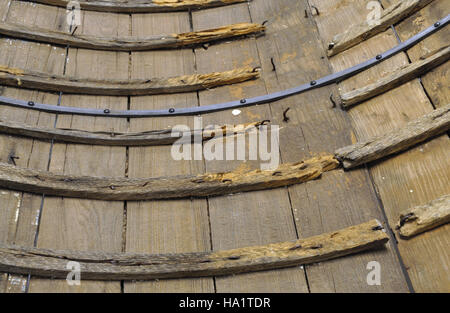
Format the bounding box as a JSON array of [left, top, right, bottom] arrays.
[[0, 15, 448, 118]]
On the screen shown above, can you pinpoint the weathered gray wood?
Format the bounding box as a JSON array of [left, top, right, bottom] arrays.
[[0, 155, 339, 201], [327, 0, 434, 56], [335, 104, 450, 169], [0, 21, 265, 51], [28, 0, 249, 13], [397, 194, 450, 239], [0, 219, 388, 280], [340, 46, 450, 109], [0, 65, 260, 95], [0, 118, 266, 146]]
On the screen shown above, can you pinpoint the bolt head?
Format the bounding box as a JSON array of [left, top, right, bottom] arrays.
[[27, 101, 35, 106], [434, 22, 441, 27], [104, 109, 110, 114], [240, 99, 247, 104], [376, 54, 383, 60], [310, 80, 317, 86], [169, 108, 175, 113]]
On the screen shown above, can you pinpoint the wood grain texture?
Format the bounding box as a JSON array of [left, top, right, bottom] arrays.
[[0, 1, 67, 293], [0, 220, 389, 280], [27, 6, 127, 293], [336, 104, 450, 169], [311, 0, 450, 292], [340, 46, 450, 108], [0, 118, 267, 146], [0, 155, 339, 201], [0, 21, 265, 51], [327, 0, 434, 56], [397, 194, 450, 239], [0, 65, 260, 95], [28, 0, 249, 13], [250, 0, 408, 292]]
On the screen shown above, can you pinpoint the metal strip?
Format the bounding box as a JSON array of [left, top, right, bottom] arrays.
[[0, 15, 448, 118]]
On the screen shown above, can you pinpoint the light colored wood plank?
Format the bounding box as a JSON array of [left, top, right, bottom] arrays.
[[0, 0, 66, 293], [248, 0, 408, 292], [124, 11, 214, 293], [194, 2, 311, 293], [310, 0, 450, 292], [28, 8, 128, 293]]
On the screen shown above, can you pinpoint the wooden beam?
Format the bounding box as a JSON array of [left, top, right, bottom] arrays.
[[0, 65, 260, 96], [28, 0, 249, 13], [0, 119, 266, 146], [396, 194, 450, 239], [327, 0, 434, 56], [340, 46, 450, 109], [0, 21, 265, 51], [0, 219, 388, 280], [0, 155, 339, 201], [335, 104, 450, 169]]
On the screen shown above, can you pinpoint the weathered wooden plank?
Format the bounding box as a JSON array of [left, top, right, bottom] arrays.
[[124, 11, 213, 293], [0, 118, 266, 146], [249, 0, 408, 292], [28, 0, 249, 13], [0, 1, 67, 293], [311, 0, 450, 292], [0, 21, 265, 51], [385, 0, 450, 108], [0, 64, 259, 95], [327, 0, 434, 56], [0, 220, 389, 280], [397, 194, 450, 239], [340, 46, 450, 108], [194, 3, 310, 292], [28, 8, 127, 293], [336, 104, 450, 169], [0, 155, 339, 201]]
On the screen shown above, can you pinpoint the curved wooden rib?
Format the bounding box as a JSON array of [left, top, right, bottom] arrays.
[[0, 119, 266, 146], [0, 155, 339, 201], [0, 220, 388, 280], [340, 46, 450, 109], [0, 65, 260, 96], [28, 0, 249, 13], [327, 0, 434, 56], [396, 194, 450, 239], [335, 104, 450, 169], [0, 22, 265, 51]]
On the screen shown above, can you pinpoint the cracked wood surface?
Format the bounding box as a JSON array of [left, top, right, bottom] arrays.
[[0, 65, 260, 96], [327, 0, 435, 56], [0, 219, 388, 280], [0, 119, 266, 146], [0, 155, 339, 201], [28, 0, 249, 13], [335, 104, 450, 169], [0, 21, 265, 51], [340, 46, 450, 109], [397, 194, 450, 239]]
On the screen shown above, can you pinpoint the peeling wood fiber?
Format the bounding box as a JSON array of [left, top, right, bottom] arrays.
[[340, 46, 450, 109], [327, 0, 435, 56], [0, 119, 267, 146], [0, 22, 265, 51], [0, 220, 388, 280], [0, 65, 260, 96], [335, 104, 450, 169], [397, 194, 450, 239], [0, 155, 339, 201], [28, 0, 249, 13]]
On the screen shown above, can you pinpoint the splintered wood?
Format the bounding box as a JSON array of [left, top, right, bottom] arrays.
[[335, 104, 450, 169], [28, 0, 249, 13], [0, 22, 265, 51], [340, 46, 450, 109], [0, 220, 388, 280], [0, 65, 260, 96], [397, 194, 450, 239], [0, 155, 339, 201], [0, 119, 266, 146], [327, 0, 435, 56]]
